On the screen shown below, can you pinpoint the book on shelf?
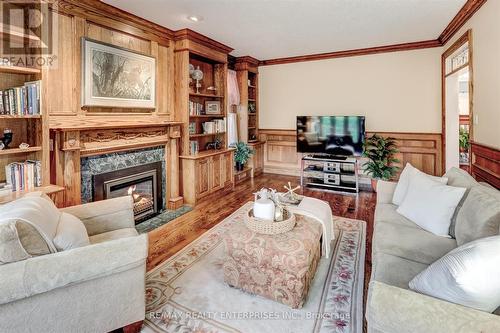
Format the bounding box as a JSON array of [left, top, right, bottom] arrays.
[[189, 122, 196, 134], [189, 101, 205, 116], [189, 141, 199, 155], [0, 80, 41, 116], [5, 160, 42, 192], [202, 118, 226, 134]]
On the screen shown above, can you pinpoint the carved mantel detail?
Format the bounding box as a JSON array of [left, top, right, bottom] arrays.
[[51, 123, 184, 210], [77, 127, 172, 157]]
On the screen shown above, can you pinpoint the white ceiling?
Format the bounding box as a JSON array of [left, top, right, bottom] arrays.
[[102, 0, 466, 60]]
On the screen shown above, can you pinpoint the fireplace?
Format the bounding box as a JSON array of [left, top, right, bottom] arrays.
[[92, 162, 163, 223]]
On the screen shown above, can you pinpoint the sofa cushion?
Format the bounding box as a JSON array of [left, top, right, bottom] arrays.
[[410, 235, 500, 313], [396, 171, 466, 237], [455, 185, 500, 246], [373, 221, 457, 265], [374, 203, 421, 229], [53, 213, 90, 251], [371, 252, 428, 289], [444, 167, 479, 238], [89, 228, 138, 244]]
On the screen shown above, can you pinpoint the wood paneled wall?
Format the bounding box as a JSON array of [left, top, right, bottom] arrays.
[[46, 1, 180, 207], [259, 129, 443, 178], [47, 6, 174, 124], [471, 142, 500, 188]]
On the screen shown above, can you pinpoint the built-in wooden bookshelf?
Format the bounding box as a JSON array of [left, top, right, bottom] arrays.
[[174, 29, 235, 205], [235, 56, 260, 143], [0, 9, 59, 202], [176, 50, 229, 156]]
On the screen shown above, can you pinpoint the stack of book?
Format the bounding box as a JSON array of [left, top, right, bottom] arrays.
[[0, 81, 41, 116], [202, 119, 226, 134], [5, 160, 42, 192], [189, 141, 199, 155], [189, 101, 204, 116]]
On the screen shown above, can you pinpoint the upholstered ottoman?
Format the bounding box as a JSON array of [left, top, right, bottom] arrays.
[[222, 214, 322, 308]]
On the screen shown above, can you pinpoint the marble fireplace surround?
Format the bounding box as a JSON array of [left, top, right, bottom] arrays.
[[51, 122, 184, 209], [81, 147, 166, 210]]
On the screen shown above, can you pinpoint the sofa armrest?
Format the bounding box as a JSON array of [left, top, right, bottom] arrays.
[[61, 196, 135, 236], [376, 180, 397, 204], [0, 234, 147, 305], [367, 281, 500, 333]]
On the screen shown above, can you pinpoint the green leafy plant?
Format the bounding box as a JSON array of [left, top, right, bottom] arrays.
[[459, 128, 470, 151], [234, 142, 254, 166], [362, 134, 400, 181]]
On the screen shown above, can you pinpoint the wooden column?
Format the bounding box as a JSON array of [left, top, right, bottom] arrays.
[[57, 131, 82, 207], [168, 125, 184, 209]]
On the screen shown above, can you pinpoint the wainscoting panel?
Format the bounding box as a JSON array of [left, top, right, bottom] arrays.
[[259, 129, 443, 178], [372, 132, 443, 177], [259, 130, 302, 176], [471, 142, 500, 188]]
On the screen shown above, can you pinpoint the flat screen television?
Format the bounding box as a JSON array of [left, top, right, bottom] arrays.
[[297, 116, 365, 156]]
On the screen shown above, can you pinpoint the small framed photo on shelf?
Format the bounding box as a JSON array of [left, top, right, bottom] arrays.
[[205, 101, 221, 115]]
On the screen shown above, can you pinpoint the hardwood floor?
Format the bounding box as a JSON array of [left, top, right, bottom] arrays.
[[147, 173, 376, 311]]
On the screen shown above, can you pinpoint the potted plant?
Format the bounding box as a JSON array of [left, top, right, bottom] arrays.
[[459, 128, 470, 152], [234, 142, 254, 171], [362, 134, 400, 192]]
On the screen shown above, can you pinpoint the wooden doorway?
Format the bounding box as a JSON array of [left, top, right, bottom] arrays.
[[442, 30, 473, 173]]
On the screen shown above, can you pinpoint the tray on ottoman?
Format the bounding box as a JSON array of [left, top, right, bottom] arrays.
[[222, 213, 322, 308]]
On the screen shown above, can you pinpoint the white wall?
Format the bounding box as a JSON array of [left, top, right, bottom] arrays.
[[443, 0, 500, 148], [259, 48, 442, 132]]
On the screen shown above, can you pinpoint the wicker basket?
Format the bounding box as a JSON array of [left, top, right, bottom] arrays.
[[245, 208, 296, 235]]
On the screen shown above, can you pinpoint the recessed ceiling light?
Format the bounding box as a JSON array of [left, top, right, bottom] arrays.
[[187, 15, 203, 22]]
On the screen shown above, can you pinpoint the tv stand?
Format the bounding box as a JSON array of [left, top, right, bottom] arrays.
[[309, 154, 348, 161], [300, 155, 359, 194]]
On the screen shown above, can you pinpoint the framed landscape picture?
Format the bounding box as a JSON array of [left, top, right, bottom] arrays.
[[81, 38, 156, 108]]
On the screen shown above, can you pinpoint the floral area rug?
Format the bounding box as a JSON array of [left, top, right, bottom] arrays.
[[143, 202, 366, 333]]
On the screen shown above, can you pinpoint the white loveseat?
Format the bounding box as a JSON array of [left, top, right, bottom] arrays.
[[366, 168, 500, 333], [0, 195, 148, 333]]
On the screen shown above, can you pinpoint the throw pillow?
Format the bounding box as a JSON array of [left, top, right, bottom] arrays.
[[397, 171, 466, 237], [0, 196, 61, 253], [0, 221, 31, 265], [455, 185, 500, 246], [53, 213, 90, 251], [444, 167, 479, 238], [392, 163, 448, 206], [409, 235, 500, 313]]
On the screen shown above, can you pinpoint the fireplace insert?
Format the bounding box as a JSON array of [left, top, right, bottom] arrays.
[[92, 162, 163, 223]]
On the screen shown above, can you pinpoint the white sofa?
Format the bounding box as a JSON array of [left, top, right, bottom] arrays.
[[366, 168, 500, 333], [0, 196, 148, 333]]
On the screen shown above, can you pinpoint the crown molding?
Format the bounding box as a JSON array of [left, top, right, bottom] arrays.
[[235, 56, 260, 66], [174, 29, 233, 54], [438, 0, 487, 45], [235, 56, 260, 72], [259, 39, 442, 66], [260, 0, 487, 66]]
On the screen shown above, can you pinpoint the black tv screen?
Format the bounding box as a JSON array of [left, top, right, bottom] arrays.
[[297, 116, 365, 156]]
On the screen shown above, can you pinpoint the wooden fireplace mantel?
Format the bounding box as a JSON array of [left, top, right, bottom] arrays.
[[51, 122, 184, 210]]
